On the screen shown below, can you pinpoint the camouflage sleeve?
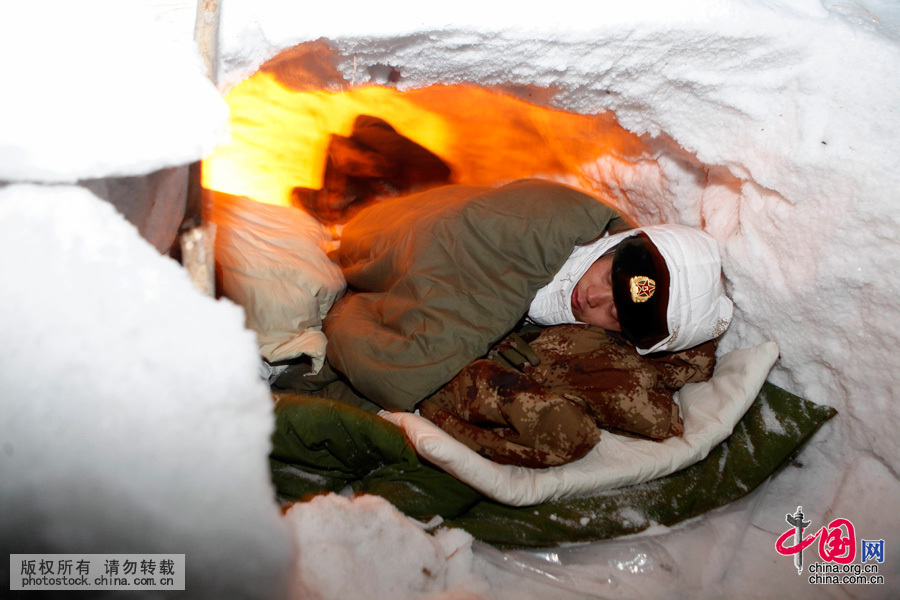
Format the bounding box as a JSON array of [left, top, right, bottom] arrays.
[[421, 359, 601, 468], [527, 325, 708, 440], [651, 339, 717, 387]]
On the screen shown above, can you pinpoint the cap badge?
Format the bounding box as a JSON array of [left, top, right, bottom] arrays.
[[629, 275, 656, 303]]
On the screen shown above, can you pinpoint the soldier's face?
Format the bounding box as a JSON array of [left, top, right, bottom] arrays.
[[571, 254, 621, 331]]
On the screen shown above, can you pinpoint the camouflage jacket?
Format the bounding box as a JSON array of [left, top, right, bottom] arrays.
[[490, 324, 717, 439], [420, 323, 718, 468]]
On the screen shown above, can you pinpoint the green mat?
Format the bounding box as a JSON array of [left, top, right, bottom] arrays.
[[270, 382, 836, 548]]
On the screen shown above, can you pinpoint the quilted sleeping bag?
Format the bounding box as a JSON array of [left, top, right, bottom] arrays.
[[324, 179, 625, 410]]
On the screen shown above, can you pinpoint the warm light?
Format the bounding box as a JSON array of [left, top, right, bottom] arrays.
[[202, 72, 645, 208]]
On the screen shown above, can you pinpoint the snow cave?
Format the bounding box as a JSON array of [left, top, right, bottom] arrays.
[[1, 1, 898, 599]]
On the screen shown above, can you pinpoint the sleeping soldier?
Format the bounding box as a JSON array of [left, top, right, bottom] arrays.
[[419, 225, 733, 468]]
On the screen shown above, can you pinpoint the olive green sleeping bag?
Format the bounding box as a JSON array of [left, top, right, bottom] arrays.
[[270, 382, 836, 548], [324, 179, 625, 410]]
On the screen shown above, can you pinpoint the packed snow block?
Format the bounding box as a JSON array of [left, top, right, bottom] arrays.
[[0, 1, 227, 183], [282, 494, 477, 600], [0, 185, 295, 599], [270, 382, 836, 547]]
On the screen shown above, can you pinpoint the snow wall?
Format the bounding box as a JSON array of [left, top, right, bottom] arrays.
[[1, 0, 898, 598], [0, 3, 294, 599]]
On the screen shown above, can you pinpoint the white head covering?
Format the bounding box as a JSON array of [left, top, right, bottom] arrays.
[[528, 230, 632, 326], [528, 224, 733, 355]]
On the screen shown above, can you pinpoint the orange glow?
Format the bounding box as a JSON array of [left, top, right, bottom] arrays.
[[203, 72, 645, 207]]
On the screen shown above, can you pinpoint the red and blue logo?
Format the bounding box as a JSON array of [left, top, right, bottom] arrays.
[[775, 506, 885, 584]]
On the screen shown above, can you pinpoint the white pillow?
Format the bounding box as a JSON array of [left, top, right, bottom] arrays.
[[206, 192, 346, 372], [379, 342, 779, 506]]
